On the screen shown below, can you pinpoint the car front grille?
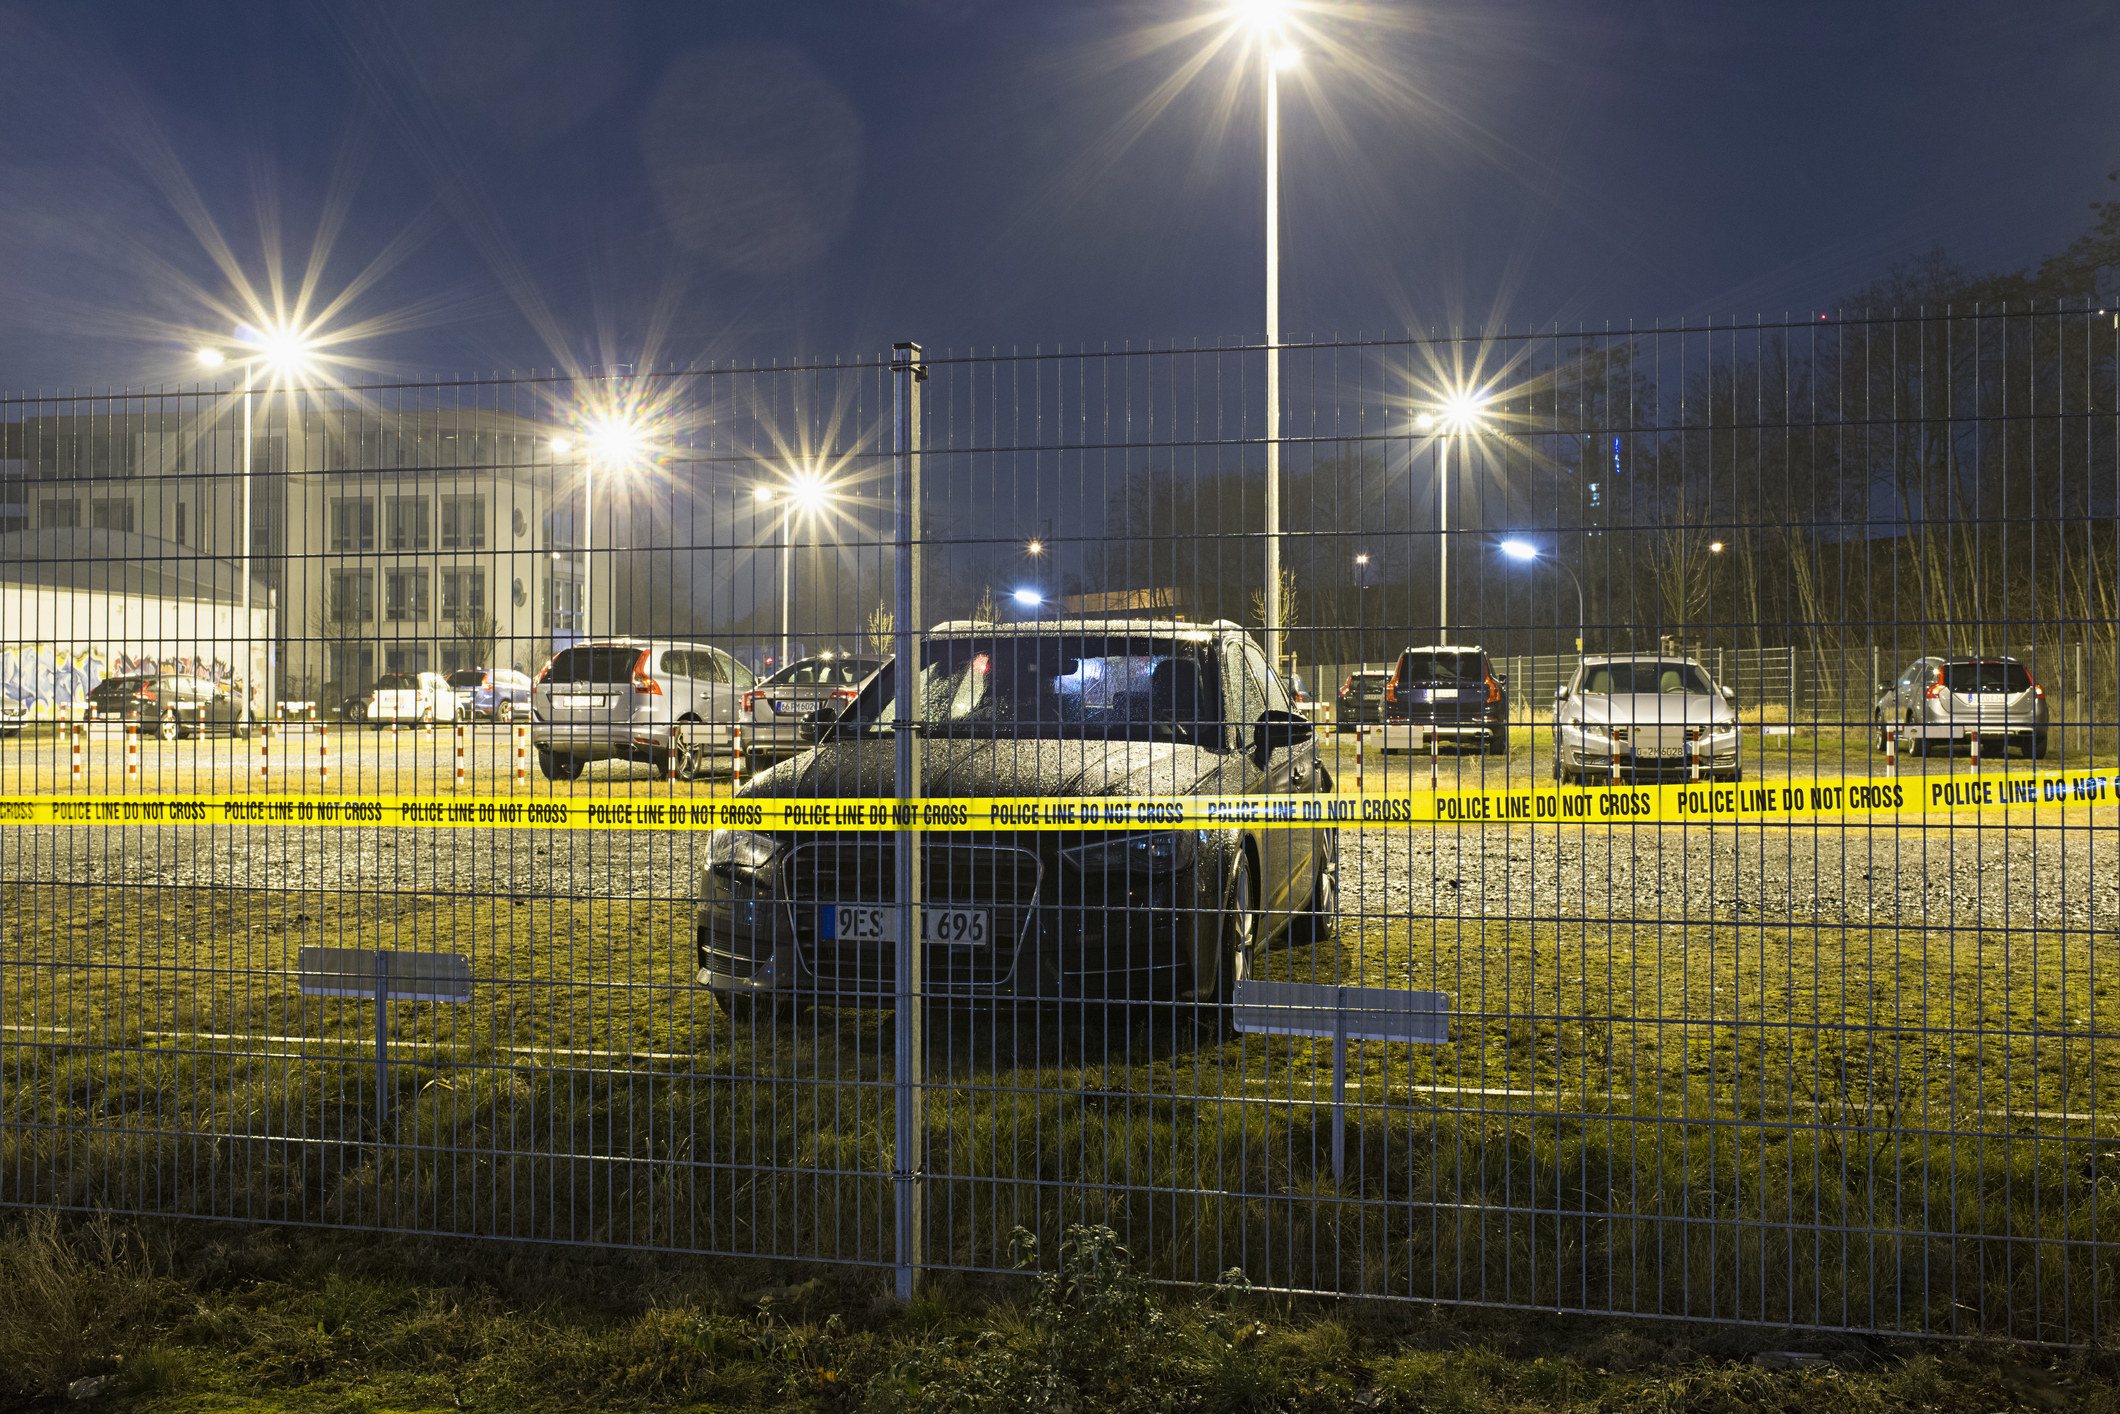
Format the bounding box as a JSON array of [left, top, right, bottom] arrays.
[[782, 842, 1043, 995]]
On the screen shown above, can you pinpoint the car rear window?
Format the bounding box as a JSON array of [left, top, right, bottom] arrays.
[[1397, 652, 1483, 683], [92, 676, 150, 693], [545, 646, 643, 685], [446, 669, 486, 688], [1943, 661, 2033, 693], [1582, 662, 1712, 695], [374, 674, 417, 690]]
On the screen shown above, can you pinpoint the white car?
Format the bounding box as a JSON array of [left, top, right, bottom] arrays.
[[1552, 654, 1740, 784], [368, 671, 458, 727]]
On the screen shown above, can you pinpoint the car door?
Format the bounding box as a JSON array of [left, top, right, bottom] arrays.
[[1234, 638, 1312, 916]]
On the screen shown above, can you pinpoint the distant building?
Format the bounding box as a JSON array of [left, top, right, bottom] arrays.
[[1062, 588, 1189, 619], [0, 401, 609, 699]]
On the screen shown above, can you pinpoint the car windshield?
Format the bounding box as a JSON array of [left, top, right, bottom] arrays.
[[772, 659, 876, 687], [544, 646, 641, 685], [93, 676, 150, 693], [1399, 651, 1483, 683], [446, 669, 486, 688], [1942, 661, 2032, 693], [854, 635, 1222, 742], [1581, 662, 1713, 695], [374, 674, 417, 690]]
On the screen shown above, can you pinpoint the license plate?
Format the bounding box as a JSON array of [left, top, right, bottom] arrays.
[[770, 699, 793, 713], [820, 904, 991, 947], [551, 694, 606, 709], [1421, 689, 1463, 701], [1646, 746, 1686, 758]]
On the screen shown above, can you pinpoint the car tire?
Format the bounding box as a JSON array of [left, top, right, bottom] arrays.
[[158, 711, 180, 743], [497, 699, 514, 724], [538, 750, 583, 782], [1905, 714, 1926, 758], [1187, 851, 1259, 1042], [2033, 731, 2049, 760], [1874, 714, 1888, 753], [1290, 832, 1339, 946], [1485, 728, 1509, 755]]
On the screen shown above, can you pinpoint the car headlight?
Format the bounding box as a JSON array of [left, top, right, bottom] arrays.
[[1573, 722, 1610, 742], [706, 829, 778, 877], [1059, 831, 1195, 874]]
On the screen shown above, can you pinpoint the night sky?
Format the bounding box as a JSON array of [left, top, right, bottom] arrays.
[[1, 0, 2115, 393]]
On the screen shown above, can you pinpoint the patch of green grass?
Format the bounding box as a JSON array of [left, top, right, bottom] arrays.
[[4, 883, 2117, 1343], [0, 1210, 2114, 1411]]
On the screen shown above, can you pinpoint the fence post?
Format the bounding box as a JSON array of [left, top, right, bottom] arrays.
[[1788, 645, 1797, 727], [2076, 639, 2086, 759], [319, 722, 330, 784], [891, 339, 927, 1303]]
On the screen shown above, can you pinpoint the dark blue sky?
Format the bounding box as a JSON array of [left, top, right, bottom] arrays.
[[0, 0, 2114, 390]]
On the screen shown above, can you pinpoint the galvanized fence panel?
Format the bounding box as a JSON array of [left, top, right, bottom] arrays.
[[4, 307, 2118, 1344]]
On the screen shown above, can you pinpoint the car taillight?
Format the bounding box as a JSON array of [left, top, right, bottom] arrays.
[[2033, 681, 2045, 699], [1924, 667, 1944, 700], [136, 688, 157, 702], [631, 649, 662, 696], [830, 686, 860, 704], [534, 659, 553, 685], [1486, 677, 1502, 704], [1384, 680, 1398, 704], [742, 691, 759, 712]]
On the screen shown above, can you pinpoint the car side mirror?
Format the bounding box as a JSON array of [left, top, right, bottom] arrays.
[[1720, 686, 1735, 704], [1252, 709, 1312, 760], [1554, 687, 1569, 701]]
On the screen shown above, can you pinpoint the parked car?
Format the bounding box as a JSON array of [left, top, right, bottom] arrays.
[[84, 672, 246, 738], [338, 687, 372, 723], [530, 638, 755, 781], [740, 654, 887, 764], [0, 697, 25, 737], [1283, 674, 1326, 724], [1378, 644, 1510, 753], [1874, 654, 2048, 758], [446, 666, 533, 722], [695, 617, 1337, 1018], [369, 672, 458, 727], [1335, 668, 1392, 731], [1552, 654, 1740, 784]]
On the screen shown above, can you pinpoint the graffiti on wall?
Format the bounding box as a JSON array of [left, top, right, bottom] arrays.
[[0, 645, 250, 718]]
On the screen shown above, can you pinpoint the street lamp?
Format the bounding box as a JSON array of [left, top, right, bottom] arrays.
[[1011, 587, 1044, 616], [1353, 552, 1371, 669], [756, 472, 833, 669], [1499, 538, 1585, 654], [549, 411, 648, 642], [1417, 392, 1490, 642], [196, 322, 316, 732]]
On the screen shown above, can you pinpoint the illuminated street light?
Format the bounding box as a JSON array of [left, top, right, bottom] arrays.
[[1709, 541, 1725, 553], [1499, 538, 1586, 654], [1026, 539, 1044, 557], [760, 469, 837, 667], [196, 321, 321, 732], [1423, 392, 1490, 641], [1012, 587, 1043, 609], [549, 407, 653, 641]]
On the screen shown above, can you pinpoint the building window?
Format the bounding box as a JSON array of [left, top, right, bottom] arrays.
[[328, 644, 375, 693], [91, 499, 135, 532], [329, 498, 375, 552], [38, 499, 79, 529], [544, 574, 582, 633], [440, 567, 487, 621], [439, 495, 486, 548], [385, 495, 430, 551], [328, 569, 374, 623], [385, 568, 430, 621], [175, 503, 189, 545], [382, 643, 431, 675]]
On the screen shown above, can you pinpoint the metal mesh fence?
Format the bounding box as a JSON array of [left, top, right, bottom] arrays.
[[4, 307, 2118, 1342]]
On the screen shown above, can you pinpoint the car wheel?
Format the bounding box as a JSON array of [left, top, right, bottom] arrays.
[[1485, 728, 1509, 755], [1905, 714, 1926, 757], [497, 699, 514, 724], [1874, 714, 1888, 753], [2033, 731, 2049, 760], [538, 751, 582, 782], [158, 711, 180, 743], [1291, 833, 1339, 945], [1187, 851, 1259, 1042]]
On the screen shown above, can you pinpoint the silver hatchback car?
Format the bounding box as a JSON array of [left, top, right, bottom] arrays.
[[1874, 654, 2049, 758], [530, 638, 755, 781], [1553, 654, 1741, 783]]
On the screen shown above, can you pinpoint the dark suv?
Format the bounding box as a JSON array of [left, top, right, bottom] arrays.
[[85, 673, 246, 738], [695, 618, 1338, 1016], [1381, 644, 1509, 753]]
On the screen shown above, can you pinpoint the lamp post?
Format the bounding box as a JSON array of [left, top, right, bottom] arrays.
[[1499, 539, 1585, 654], [757, 473, 831, 670], [1252, 15, 1300, 673], [198, 324, 310, 732], [1353, 552, 1371, 671], [1417, 394, 1490, 642], [550, 412, 648, 644]]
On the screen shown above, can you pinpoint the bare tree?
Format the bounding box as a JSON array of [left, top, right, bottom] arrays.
[[863, 601, 894, 655], [451, 611, 500, 667]]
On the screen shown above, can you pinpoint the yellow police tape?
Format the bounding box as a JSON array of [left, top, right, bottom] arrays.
[[3, 767, 2116, 832]]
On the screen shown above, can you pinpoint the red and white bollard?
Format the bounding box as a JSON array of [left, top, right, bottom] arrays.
[[1884, 720, 1897, 777], [1687, 733, 1702, 783], [513, 725, 529, 786], [1970, 727, 1981, 770], [1354, 727, 1366, 792], [70, 722, 84, 784], [1609, 738, 1622, 786], [455, 722, 467, 788], [1428, 727, 1440, 792], [732, 724, 748, 785], [126, 723, 139, 783], [259, 725, 271, 781], [318, 722, 330, 784], [423, 706, 434, 743]]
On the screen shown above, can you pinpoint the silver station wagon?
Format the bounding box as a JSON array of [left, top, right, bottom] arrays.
[[1553, 654, 1741, 784], [530, 638, 754, 781]]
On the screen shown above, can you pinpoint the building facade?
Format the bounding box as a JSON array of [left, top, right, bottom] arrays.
[[0, 397, 613, 702]]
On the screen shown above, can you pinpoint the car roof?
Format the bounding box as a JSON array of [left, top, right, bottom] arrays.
[[926, 617, 1240, 640], [1398, 644, 1486, 654], [1576, 654, 1706, 668]]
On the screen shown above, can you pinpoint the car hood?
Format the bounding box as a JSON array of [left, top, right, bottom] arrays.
[[741, 735, 1225, 801], [1572, 693, 1732, 728]]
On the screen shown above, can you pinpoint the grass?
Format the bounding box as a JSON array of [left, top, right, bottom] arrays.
[[5, 867, 2118, 1345], [0, 1209, 2115, 1411]]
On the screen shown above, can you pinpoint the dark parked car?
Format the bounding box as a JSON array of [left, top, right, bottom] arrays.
[[85, 672, 246, 738], [1378, 644, 1509, 753], [446, 666, 533, 722], [740, 653, 887, 764], [695, 618, 1338, 1020], [1335, 668, 1393, 731]]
